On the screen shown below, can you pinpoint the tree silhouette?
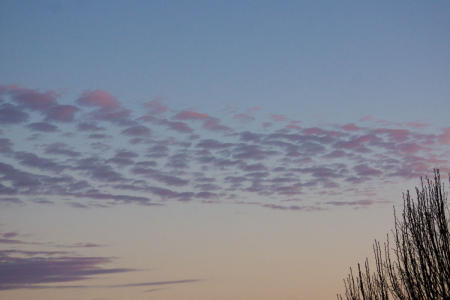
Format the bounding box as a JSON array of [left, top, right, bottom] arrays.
[[337, 169, 449, 300]]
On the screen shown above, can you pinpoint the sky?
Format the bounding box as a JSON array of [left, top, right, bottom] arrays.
[[0, 1, 449, 299]]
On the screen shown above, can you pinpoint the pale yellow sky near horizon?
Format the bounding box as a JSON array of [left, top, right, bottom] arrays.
[[1, 195, 401, 300]]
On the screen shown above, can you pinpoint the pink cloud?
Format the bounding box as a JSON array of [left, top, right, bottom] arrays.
[[341, 123, 361, 131], [146, 97, 168, 114], [202, 118, 230, 132], [405, 121, 430, 129], [335, 134, 375, 150], [438, 127, 450, 144], [303, 127, 340, 137], [388, 156, 434, 178], [77, 90, 119, 110], [286, 121, 301, 130], [375, 118, 401, 127], [247, 106, 261, 113], [271, 114, 287, 122], [233, 113, 255, 122], [174, 110, 209, 120], [359, 115, 373, 122], [396, 143, 424, 154], [0, 84, 17, 93], [47, 105, 79, 122], [374, 128, 410, 142]]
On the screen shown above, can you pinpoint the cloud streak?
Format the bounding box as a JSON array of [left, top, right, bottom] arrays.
[[0, 255, 133, 290]]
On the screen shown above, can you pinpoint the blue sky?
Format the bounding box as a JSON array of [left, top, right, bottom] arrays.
[[2, 1, 449, 124], [0, 1, 449, 299]]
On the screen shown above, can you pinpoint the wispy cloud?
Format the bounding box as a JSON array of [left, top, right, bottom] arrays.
[[0, 255, 133, 290], [0, 231, 144, 291], [77, 90, 119, 111]]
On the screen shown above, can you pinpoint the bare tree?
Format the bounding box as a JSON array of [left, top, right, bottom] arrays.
[[337, 169, 450, 300]]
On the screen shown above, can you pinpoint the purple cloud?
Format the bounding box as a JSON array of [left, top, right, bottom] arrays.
[[74, 158, 124, 182], [0, 255, 133, 290], [93, 108, 132, 126], [46, 105, 79, 122], [6, 86, 57, 111], [0, 138, 13, 154], [27, 122, 58, 132], [202, 118, 230, 132], [0, 85, 79, 123], [166, 152, 189, 169], [131, 166, 189, 186], [0, 236, 27, 244], [0, 197, 25, 205], [325, 199, 377, 207], [88, 133, 111, 140], [44, 143, 81, 157], [239, 131, 262, 143], [159, 119, 193, 133], [14, 151, 65, 173], [4, 279, 202, 290], [232, 143, 278, 160], [67, 191, 153, 205], [196, 139, 233, 150], [146, 144, 169, 158], [0, 104, 29, 124], [2, 232, 19, 239], [121, 125, 151, 137], [0, 162, 42, 191], [353, 164, 382, 177], [77, 122, 104, 131], [107, 150, 138, 166]]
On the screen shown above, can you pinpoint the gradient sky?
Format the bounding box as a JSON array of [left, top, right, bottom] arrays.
[[1, 1, 449, 299]]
